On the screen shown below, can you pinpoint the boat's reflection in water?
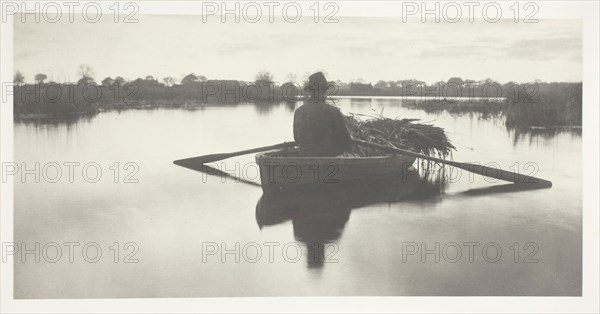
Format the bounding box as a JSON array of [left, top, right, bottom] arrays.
[[255, 169, 444, 270], [181, 164, 548, 270]]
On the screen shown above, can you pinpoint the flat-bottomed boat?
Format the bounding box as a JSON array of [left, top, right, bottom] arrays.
[[255, 148, 416, 193]]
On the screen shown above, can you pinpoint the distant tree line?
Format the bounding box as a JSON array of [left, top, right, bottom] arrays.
[[13, 66, 301, 117], [13, 66, 582, 127]]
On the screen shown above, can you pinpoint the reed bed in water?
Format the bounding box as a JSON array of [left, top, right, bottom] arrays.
[[344, 114, 456, 159]]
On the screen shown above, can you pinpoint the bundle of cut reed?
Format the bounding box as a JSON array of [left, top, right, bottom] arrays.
[[344, 114, 455, 159]]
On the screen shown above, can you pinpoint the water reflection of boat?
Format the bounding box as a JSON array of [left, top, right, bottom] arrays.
[[255, 148, 416, 193], [255, 171, 443, 269]]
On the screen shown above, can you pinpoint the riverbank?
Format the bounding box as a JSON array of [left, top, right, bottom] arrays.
[[13, 82, 582, 129]]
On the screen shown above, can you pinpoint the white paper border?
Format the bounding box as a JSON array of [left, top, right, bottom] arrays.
[[1, 1, 598, 313]]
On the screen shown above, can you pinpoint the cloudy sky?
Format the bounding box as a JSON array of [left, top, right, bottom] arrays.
[[14, 15, 581, 84]]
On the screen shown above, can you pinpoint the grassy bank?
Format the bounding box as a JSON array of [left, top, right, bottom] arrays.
[[504, 82, 582, 128], [401, 98, 505, 118], [398, 82, 582, 128]]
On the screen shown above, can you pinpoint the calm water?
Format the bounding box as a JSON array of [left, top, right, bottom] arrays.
[[14, 98, 581, 297]]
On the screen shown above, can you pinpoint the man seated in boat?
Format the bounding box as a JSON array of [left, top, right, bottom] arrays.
[[293, 72, 353, 157]]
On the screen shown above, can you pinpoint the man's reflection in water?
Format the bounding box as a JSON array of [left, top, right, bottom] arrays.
[[292, 201, 351, 269], [256, 189, 352, 270], [256, 170, 442, 270]]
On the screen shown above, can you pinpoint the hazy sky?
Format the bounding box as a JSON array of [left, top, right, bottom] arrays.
[[14, 15, 581, 84]]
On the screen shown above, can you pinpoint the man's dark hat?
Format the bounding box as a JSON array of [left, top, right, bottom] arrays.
[[303, 72, 329, 91]]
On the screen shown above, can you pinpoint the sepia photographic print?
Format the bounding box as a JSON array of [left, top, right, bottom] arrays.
[[1, 1, 599, 313]]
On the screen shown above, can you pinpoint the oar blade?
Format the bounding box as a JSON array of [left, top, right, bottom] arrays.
[[173, 153, 234, 166], [456, 163, 553, 188], [174, 141, 297, 167]]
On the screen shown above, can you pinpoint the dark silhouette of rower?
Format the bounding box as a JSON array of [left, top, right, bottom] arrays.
[[293, 72, 353, 157]]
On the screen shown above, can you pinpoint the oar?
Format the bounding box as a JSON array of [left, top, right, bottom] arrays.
[[173, 141, 297, 165], [352, 139, 552, 188], [195, 164, 262, 187]]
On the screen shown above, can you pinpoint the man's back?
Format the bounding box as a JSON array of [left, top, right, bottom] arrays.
[[293, 101, 352, 157]]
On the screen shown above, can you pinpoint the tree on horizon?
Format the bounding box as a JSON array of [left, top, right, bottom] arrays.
[[255, 71, 274, 84], [114, 77, 126, 85], [14, 71, 25, 85], [447, 77, 464, 86], [77, 64, 95, 85], [101, 77, 114, 86], [182, 73, 199, 85], [35, 73, 47, 84]]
